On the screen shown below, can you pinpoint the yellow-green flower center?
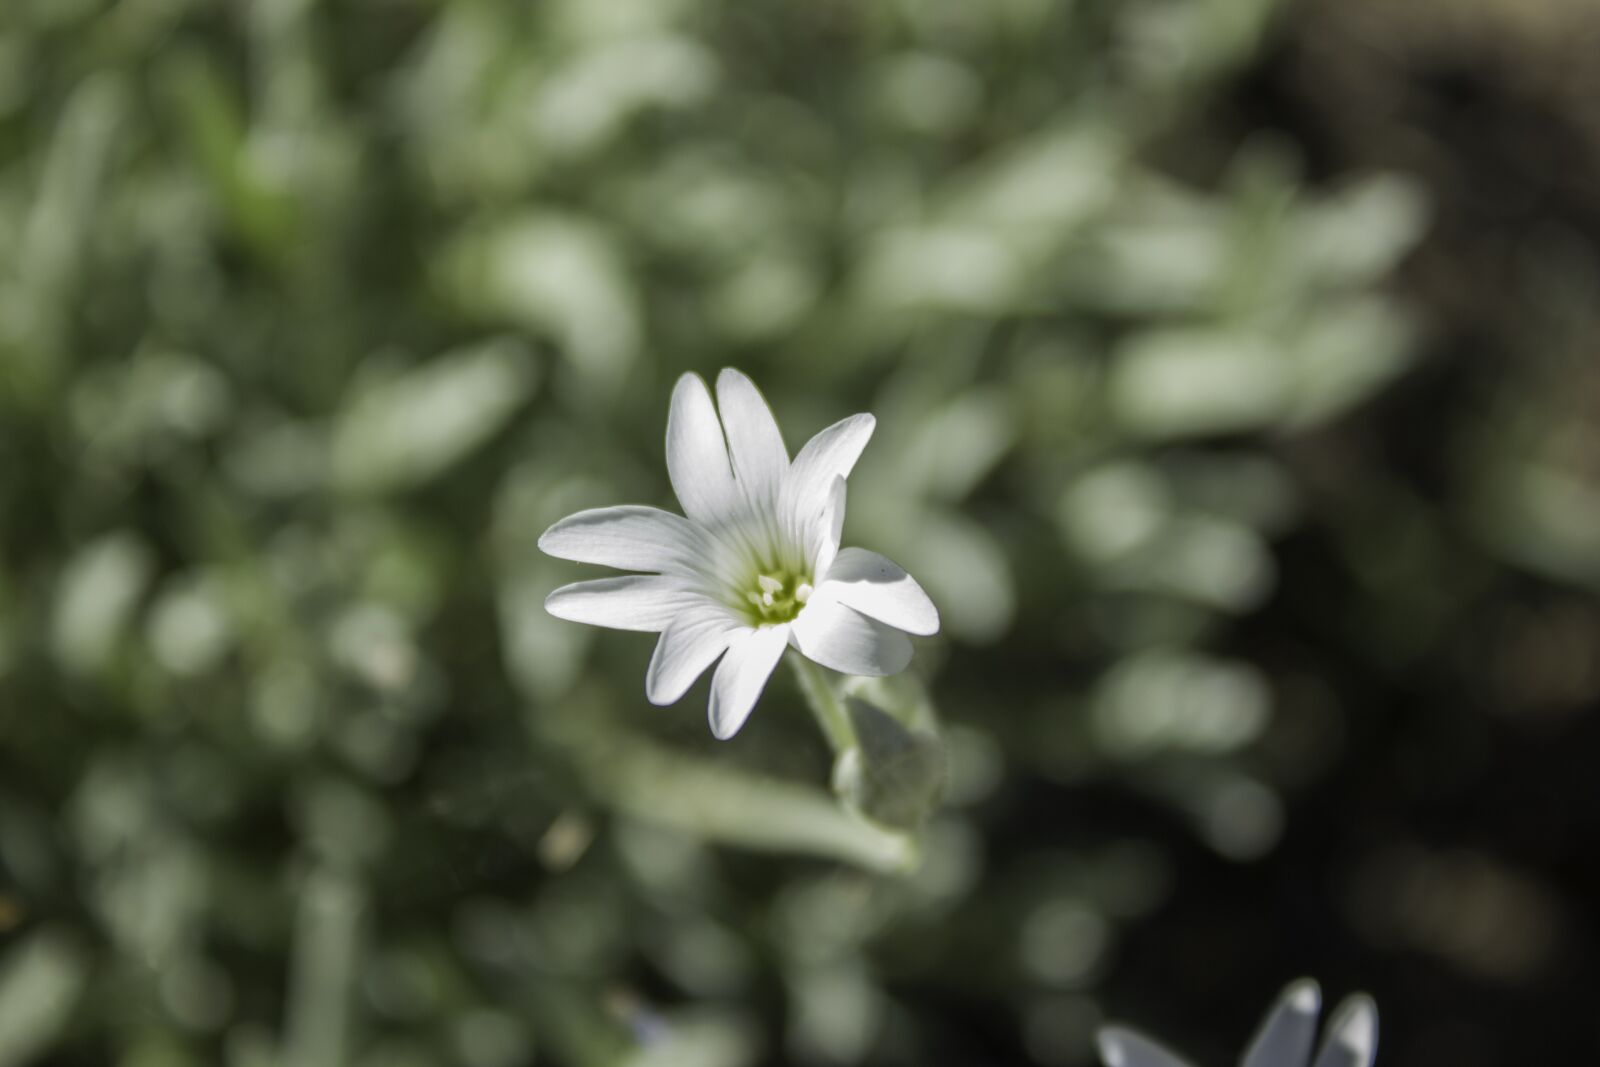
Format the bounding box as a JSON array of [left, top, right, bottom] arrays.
[[741, 569, 813, 625]]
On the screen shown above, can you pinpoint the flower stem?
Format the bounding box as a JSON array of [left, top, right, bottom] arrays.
[[789, 653, 856, 754]]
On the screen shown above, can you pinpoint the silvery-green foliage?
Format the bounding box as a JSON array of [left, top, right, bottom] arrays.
[[0, 0, 1448, 1062]]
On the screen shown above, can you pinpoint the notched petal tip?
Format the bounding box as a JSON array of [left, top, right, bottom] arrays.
[[1095, 1027, 1190, 1067], [535, 513, 573, 557], [1285, 979, 1321, 1015], [1241, 976, 1323, 1067], [668, 371, 716, 429], [535, 522, 564, 557], [716, 366, 789, 503], [667, 370, 742, 525], [1309, 993, 1378, 1067], [783, 413, 878, 544], [838, 412, 877, 457], [708, 710, 742, 741], [1331, 996, 1378, 1058], [1097, 1030, 1129, 1067]]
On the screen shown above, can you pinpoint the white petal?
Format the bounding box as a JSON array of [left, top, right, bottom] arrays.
[[1242, 980, 1320, 1067], [647, 606, 743, 705], [781, 413, 874, 547], [545, 576, 701, 632], [789, 587, 913, 676], [1096, 1028, 1195, 1067], [707, 624, 788, 739], [809, 475, 846, 579], [539, 505, 709, 576], [819, 546, 939, 636], [1310, 996, 1378, 1067], [666, 372, 739, 525], [716, 368, 788, 507]]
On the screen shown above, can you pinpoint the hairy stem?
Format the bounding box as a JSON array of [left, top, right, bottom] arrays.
[[789, 652, 856, 754]]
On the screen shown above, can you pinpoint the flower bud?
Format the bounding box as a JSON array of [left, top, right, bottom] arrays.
[[831, 696, 946, 831]]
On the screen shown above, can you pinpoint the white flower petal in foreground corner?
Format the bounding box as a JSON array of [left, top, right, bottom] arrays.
[[540, 368, 939, 740], [1098, 979, 1379, 1067]]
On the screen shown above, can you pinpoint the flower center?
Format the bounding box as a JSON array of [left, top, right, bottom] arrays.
[[741, 569, 813, 625]]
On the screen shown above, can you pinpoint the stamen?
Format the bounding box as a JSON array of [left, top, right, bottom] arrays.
[[738, 569, 814, 624]]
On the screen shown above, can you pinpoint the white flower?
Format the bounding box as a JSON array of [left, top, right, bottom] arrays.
[[1099, 979, 1378, 1067], [539, 369, 939, 740]]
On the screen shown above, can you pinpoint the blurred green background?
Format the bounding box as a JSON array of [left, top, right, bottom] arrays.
[[2, 0, 1598, 1064]]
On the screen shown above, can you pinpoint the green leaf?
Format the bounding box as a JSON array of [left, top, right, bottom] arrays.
[[0, 930, 88, 1067], [332, 338, 537, 493]]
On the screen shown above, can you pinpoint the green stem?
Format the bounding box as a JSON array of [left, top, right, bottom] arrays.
[[789, 652, 856, 754]]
